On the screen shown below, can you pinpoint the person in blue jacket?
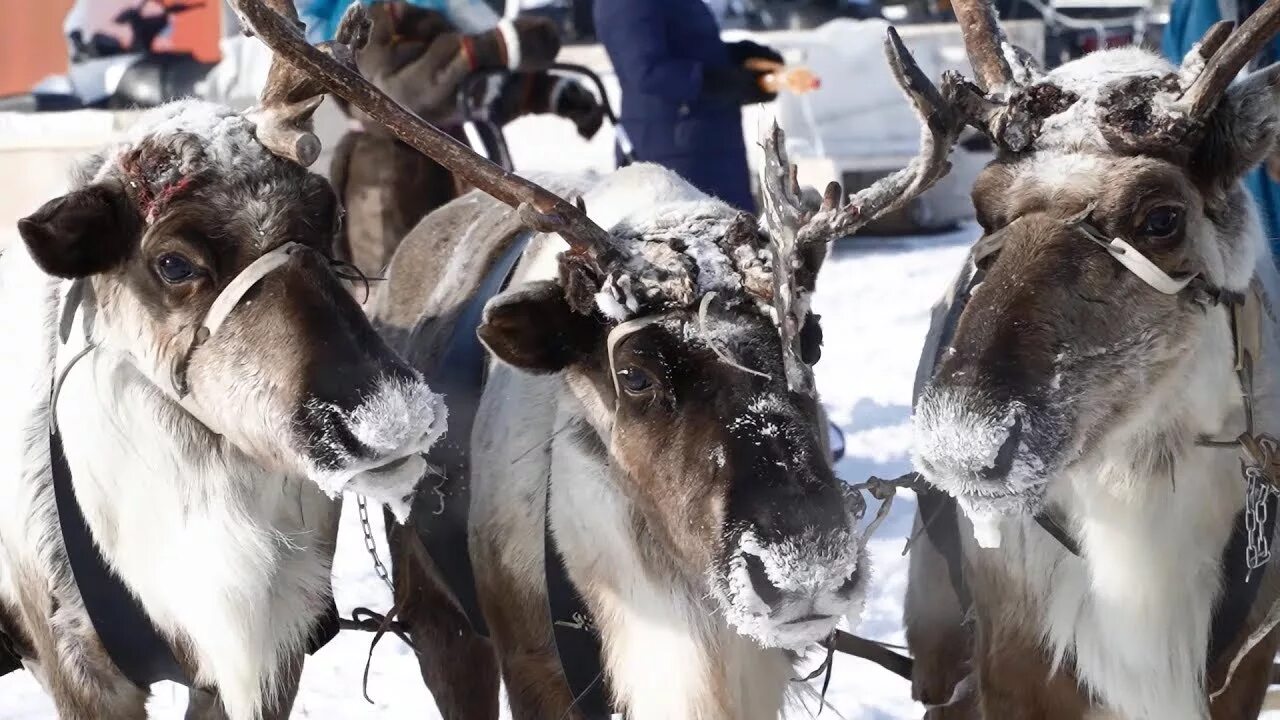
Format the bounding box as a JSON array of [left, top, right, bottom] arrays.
[[593, 0, 784, 213], [1164, 0, 1280, 255]]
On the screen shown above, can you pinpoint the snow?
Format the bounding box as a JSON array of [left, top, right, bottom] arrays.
[[4, 113, 1274, 719]]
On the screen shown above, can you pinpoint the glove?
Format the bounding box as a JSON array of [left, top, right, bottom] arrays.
[[702, 64, 777, 106], [725, 40, 784, 67], [352, 3, 470, 123], [551, 78, 605, 139], [704, 40, 785, 106]]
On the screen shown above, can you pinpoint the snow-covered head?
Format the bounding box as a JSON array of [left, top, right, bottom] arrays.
[[17, 7, 443, 520], [478, 166, 866, 649], [914, 2, 1280, 516]]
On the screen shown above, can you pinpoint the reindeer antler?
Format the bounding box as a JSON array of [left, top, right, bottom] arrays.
[[227, 0, 626, 269], [244, 1, 367, 166], [950, 0, 1015, 93], [1181, 0, 1280, 117], [760, 27, 963, 392], [763, 28, 964, 250]]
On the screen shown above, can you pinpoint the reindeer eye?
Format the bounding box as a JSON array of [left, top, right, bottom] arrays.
[[1140, 206, 1182, 239], [616, 367, 653, 394], [155, 253, 199, 284]]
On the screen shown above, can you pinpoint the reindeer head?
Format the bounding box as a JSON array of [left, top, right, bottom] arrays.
[[224, 0, 964, 648], [18, 3, 441, 518], [913, 0, 1280, 524], [476, 165, 857, 649], [473, 35, 964, 648]]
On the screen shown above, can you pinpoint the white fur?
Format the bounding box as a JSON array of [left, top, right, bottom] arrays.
[[964, 307, 1243, 719], [0, 242, 340, 719], [722, 529, 867, 649]]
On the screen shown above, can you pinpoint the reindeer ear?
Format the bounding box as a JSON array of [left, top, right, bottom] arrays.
[[478, 280, 603, 373], [1192, 64, 1280, 189], [17, 181, 138, 279]]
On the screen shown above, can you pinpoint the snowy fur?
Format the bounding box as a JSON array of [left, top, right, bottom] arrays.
[[1034, 48, 1179, 154], [721, 528, 868, 649], [305, 377, 447, 521], [586, 177, 775, 322]]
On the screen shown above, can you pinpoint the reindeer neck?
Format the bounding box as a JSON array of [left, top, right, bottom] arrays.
[[53, 344, 336, 719]]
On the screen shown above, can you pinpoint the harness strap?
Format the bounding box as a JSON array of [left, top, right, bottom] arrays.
[[170, 242, 302, 397], [1211, 498, 1278, 665], [544, 481, 613, 719], [51, 425, 191, 689], [413, 231, 534, 640], [1035, 510, 1081, 557], [825, 630, 914, 681]]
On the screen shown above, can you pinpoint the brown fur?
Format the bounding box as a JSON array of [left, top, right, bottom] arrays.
[[471, 527, 580, 720], [6, 102, 428, 719], [388, 524, 500, 720]]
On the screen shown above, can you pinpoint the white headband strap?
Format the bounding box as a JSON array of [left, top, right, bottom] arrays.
[[1093, 236, 1196, 295], [606, 315, 665, 399], [171, 242, 303, 397], [202, 242, 301, 338]]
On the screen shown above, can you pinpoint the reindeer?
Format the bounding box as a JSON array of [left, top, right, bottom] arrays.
[[907, 0, 1280, 717], [0, 6, 446, 719], [222, 2, 975, 717]]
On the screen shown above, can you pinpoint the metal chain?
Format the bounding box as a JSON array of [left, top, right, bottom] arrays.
[[1244, 468, 1273, 581], [356, 495, 396, 596]]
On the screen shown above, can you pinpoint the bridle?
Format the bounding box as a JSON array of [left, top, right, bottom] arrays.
[[169, 241, 305, 397], [53, 241, 308, 420]]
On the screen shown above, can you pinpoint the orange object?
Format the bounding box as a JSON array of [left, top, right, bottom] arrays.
[[744, 57, 821, 95], [0, 0, 76, 96], [0, 0, 221, 98]]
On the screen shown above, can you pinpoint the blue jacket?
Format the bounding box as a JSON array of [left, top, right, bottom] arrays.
[[1163, 0, 1280, 256], [593, 0, 755, 212]]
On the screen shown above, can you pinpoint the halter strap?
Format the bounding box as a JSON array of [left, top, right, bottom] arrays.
[[605, 315, 664, 400], [171, 242, 303, 397], [1070, 218, 1204, 296]]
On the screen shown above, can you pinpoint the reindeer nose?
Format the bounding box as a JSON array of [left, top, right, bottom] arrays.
[[744, 553, 786, 608], [980, 415, 1023, 482], [915, 388, 1028, 485]]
